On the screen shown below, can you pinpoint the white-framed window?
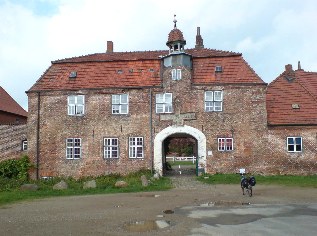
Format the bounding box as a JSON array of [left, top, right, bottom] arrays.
[[22, 139, 27, 151], [156, 93, 173, 113], [218, 138, 233, 151], [66, 138, 82, 159], [205, 91, 223, 112], [171, 69, 182, 80], [104, 138, 119, 159], [287, 137, 302, 152], [112, 94, 128, 114], [68, 95, 85, 116], [129, 137, 144, 158]]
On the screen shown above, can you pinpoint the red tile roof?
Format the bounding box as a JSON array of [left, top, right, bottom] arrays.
[[192, 56, 263, 84], [0, 86, 28, 117], [267, 68, 317, 125], [168, 28, 185, 42], [28, 48, 264, 92]]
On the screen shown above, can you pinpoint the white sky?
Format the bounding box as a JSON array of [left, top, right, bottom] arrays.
[[1, 0, 317, 111]]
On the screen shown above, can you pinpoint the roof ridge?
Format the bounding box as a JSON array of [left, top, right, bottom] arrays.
[[52, 48, 242, 64], [0, 86, 27, 117], [268, 72, 285, 87], [296, 75, 317, 103], [240, 57, 263, 82]]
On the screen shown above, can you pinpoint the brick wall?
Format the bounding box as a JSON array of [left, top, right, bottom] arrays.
[[0, 124, 27, 162], [264, 126, 317, 175], [27, 89, 153, 179]]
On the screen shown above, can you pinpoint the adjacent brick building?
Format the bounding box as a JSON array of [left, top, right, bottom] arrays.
[[0, 87, 27, 162], [0, 86, 27, 125], [26, 20, 317, 179], [266, 63, 317, 174]]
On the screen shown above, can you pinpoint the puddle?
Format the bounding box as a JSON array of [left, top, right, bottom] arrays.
[[136, 194, 160, 198], [125, 220, 171, 232], [163, 209, 174, 214], [200, 201, 251, 207]]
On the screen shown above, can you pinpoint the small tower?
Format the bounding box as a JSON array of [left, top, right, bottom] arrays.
[[163, 15, 192, 69], [166, 15, 187, 54]]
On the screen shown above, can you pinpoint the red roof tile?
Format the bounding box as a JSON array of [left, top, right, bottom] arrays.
[[0, 86, 28, 117], [267, 68, 317, 125], [167, 28, 185, 42], [28, 48, 264, 92], [192, 56, 263, 84]]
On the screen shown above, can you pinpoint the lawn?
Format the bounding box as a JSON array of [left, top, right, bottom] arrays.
[[0, 170, 172, 206], [197, 173, 317, 188]]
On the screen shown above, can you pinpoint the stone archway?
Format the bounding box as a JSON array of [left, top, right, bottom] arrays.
[[154, 125, 207, 176]]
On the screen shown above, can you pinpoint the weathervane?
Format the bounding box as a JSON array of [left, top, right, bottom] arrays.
[[173, 14, 177, 29]]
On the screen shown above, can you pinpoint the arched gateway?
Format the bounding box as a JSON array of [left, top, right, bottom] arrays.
[[154, 125, 207, 176]]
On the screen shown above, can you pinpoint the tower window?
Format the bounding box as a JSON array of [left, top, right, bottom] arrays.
[[171, 69, 182, 80]]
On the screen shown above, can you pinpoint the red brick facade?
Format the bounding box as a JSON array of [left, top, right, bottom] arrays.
[[26, 24, 317, 179]]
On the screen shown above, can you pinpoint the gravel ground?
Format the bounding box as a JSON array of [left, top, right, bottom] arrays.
[[1, 169, 317, 236]]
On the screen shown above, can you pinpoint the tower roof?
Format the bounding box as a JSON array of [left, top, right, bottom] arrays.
[[166, 15, 186, 46], [167, 28, 185, 43]]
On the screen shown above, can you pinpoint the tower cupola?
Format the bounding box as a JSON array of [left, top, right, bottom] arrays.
[[162, 16, 192, 69], [166, 15, 187, 54]]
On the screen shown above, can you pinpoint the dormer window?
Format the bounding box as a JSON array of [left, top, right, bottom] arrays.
[[69, 71, 77, 79], [171, 69, 182, 80], [215, 66, 223, 72]]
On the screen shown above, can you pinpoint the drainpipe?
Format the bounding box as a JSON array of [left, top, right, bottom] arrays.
[[149, 88, 153, 174], [36, 92, 41, 180]]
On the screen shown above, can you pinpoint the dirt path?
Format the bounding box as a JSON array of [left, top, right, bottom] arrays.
[[1, 175, 317, 236]]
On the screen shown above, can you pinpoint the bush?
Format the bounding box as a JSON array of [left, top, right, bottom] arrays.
[[0, 155, 32, 181]]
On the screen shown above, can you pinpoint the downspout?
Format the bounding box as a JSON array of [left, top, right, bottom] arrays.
[[149, 88, 153, 174], [36, 92, 41, 180]]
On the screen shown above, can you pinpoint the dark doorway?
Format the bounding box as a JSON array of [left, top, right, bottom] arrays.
[[162, 133, 197, 176]]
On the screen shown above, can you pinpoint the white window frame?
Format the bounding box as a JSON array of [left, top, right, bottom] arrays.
[[218, 138, 233, 151], [171, 69, 182, 80], [104, 138, 119, 159], [129, 137, 144, 158], [68, 95, 85, 116], [66, 138, 82, 159], [22, 140, 27, 151], [156, 93, 173, 113], [205, 91, 223, 112], [287, 137, 302, 152], [112, 94, 129, 114]]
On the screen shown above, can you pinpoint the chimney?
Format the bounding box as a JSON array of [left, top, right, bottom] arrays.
[[297, 61, 303, 70], [107, 41, 113, 53], [284, 64, 296, 81], [195, 27, 204, 49], [285, 64, 293, 73]]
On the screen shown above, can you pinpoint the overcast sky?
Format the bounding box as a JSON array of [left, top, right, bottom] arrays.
[[1, 0, 317, 111]]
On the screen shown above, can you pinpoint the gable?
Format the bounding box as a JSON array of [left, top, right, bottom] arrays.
[[267, 70, 317, 125]]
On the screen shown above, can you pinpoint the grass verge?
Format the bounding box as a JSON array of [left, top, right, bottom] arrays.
[[169, 161, 195, 166], [0, 170, 172, 207], [197, 173, 317, 188]]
